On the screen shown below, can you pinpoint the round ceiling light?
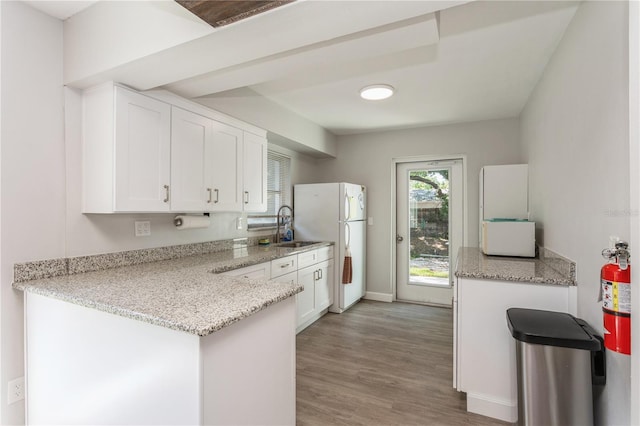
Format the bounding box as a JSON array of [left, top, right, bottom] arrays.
[[360, 84, 395, 101]]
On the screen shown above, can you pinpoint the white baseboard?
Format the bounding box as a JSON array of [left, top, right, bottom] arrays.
[[466, 393, 517, 423], [363, 292, 393, 303]]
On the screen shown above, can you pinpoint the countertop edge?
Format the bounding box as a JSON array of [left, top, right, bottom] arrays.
[[18, 281, 304, 337], [14, 241, 329, 337], [454, 271, 576, 286], [455, 247, 577, 287]]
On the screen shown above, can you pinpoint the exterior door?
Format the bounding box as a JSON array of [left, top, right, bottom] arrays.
[[396, 159, 463, 305]]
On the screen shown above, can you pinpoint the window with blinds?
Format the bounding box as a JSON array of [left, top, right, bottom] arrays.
[[247, 151, 291, 229]]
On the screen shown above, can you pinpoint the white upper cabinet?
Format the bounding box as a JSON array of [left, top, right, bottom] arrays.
[[82, 83, 268, 214], [83, 83, 171, 213], [171, 107, 212, 212], [208, 122, 243, 212], [242, 132, 267, 212]]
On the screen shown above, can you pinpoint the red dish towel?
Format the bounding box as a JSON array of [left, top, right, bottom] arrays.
[[342, 245, 353, 284]]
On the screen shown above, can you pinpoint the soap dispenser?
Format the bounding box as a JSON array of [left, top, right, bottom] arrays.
[[283, 220, 293, 242]]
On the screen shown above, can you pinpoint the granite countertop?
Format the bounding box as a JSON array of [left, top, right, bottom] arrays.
[[455, 247, 576, 286], [13, 242, 332, 337]]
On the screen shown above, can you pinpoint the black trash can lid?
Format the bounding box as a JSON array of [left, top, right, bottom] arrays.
[[506, 308, 601, 351]]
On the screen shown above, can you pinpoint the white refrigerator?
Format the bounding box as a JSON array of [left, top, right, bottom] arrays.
[[294, 183, 366, 313]]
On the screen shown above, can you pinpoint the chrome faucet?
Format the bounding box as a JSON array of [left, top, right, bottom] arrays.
[[276, 204, 293, 243]]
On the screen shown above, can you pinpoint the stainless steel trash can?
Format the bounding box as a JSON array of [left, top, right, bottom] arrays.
[[507, 308, 606, 426]]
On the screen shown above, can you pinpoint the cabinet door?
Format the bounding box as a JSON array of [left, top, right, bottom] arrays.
[[242, 132, 267, 212], [171, 107, 211, 212], [114, 87, 171, 212], [315, 259, 334, 311], [209, 122, 243, 212], [296, 265, 317, 329]]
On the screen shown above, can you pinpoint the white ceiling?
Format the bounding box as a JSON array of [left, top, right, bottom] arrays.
[[27, 0, 580, 137], [25, 0, 97, 20], [171, 0, 580, 135]]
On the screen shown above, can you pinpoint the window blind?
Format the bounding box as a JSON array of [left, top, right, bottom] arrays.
[[248, 151, 291, 229]]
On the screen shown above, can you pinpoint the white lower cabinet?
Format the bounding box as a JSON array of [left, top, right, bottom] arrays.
[[267, 247, 335, 333], [296, 257, 334, 333], [455, 277, 573, 423], [314, 259, 333, 312], [296, 265, 318, 329]]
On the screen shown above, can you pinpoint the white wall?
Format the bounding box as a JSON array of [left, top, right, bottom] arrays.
[[316, 118, 521, 296], [0, 2, 66, 424], [198, 90, 338, 159], [0, 5, 321, 424], [520, 2, 629, 424], [629, 2, 640, 423]]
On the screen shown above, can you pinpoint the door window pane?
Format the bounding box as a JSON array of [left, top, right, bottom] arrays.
[[408, 169, 449, 286]]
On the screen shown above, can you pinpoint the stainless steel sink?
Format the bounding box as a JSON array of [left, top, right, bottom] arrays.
[[276, 241, 321, 248]]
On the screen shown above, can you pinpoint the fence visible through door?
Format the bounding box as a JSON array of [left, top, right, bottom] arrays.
[[396, 159, 463, 306]]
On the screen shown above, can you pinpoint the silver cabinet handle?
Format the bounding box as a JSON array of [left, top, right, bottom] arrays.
[[207, 188, 213, 204], [244, 191, 249, 204], [280, 263, 289, 269], [319, 269, 323, 279], [214, 188, 219, 203], [163, 185, 170, 203]]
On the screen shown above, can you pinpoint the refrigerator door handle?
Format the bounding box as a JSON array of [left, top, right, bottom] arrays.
[[344, 191, 353, 221], [345, 222, 351, 247]]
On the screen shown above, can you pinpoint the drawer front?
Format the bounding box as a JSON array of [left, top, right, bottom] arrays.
[[316, 245, 334, 263], [297, 249, 319, 269], [271, 270, 297, 285], [222, 262, 270, 279], [270, 255, 298, 279]]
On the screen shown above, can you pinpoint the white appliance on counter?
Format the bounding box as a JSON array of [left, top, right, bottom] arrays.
[[481, 220, 536, 257], [294, 183, 366, 313], [479, 164, 535, 257]]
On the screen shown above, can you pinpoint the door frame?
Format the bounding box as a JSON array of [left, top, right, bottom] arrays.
[[390, 154, 468, 302]]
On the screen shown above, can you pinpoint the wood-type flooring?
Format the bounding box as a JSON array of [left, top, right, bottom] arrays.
[[296, 300, 511, 425]]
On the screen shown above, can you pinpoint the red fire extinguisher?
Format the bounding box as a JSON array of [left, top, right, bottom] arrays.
[[601, 241, 631, 355]]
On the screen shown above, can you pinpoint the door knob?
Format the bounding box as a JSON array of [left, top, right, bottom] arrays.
[[396, 235, 404, 243]]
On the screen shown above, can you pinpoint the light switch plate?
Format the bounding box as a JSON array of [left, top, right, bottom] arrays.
[[368, 217, 374, 226]]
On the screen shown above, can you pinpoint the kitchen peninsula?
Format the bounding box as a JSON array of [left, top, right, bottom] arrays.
[[14, 240, 331, 425], [454, 246, 577, 422]]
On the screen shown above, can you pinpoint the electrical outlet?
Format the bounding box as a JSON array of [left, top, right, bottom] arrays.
[[236, 216, 243, 230], [7, 377, 24, 405], [135, 221, 151, 237]]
